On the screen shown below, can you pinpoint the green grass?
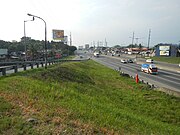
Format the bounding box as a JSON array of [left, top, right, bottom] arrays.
[[0, 97, 37, 134], [0, 60, 180, 134], [151, 56, 180, 64]]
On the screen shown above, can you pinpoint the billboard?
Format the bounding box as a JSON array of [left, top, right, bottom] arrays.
[[160, 50, 170, 56], [159, 46, 170, 56], [159, 46, 170, 51], [52, 29, 64, 40]]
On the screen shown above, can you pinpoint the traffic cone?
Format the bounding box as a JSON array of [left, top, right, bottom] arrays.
[[136, 74, 139, 83]]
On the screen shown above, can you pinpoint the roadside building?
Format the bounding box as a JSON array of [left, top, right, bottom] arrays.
[[85, 44, 89, 50], [0, 49, 8, 59], [155, 44, 180, 57], [127, 47, 148, 54], [78, 46, 83, 50]]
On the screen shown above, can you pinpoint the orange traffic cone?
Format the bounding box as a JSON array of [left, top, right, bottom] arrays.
[[136, 74, 139, 83]]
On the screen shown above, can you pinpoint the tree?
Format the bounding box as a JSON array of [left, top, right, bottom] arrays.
[[114, 45, 121, 48], [139, 43, 142, 52], [68, 46, 77, 54]]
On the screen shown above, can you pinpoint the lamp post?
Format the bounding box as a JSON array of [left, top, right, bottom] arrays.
[[27, 13, 47, 69], [24, 18, 34, 61]]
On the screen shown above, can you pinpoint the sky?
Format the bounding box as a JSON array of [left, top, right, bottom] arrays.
[[0, 0, 180, 47]]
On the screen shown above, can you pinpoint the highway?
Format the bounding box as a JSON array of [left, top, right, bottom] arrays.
[[83, 53, 180, 93]]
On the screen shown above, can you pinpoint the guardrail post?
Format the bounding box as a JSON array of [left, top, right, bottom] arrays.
[[23, 64, 27, 71], [119, 67, 121, 71], [41, 63, 44, 67], [2, 68, 6, 76], [13, 65, 18, 73], [31, 63, 33, 69]]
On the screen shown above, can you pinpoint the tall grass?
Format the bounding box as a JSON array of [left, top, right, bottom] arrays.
[[0, 60, 179, 134], [152, 56, 180, 64]]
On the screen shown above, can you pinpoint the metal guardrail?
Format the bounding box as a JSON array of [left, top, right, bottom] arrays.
[[0, 59, 86, 76]]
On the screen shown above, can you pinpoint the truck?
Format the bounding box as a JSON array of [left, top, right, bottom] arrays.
[[141, 64, 158, 74], [94, 52, 100, 57]]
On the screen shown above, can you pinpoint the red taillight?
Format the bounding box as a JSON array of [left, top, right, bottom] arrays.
[[151, 68, 157, 72]]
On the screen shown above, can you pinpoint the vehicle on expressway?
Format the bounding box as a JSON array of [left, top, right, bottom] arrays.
[[94, 52, 100, 57], [141, 64, 158, 74], [127, 59, 133, 63], [116, 53, 120, 57], [146, 59, 154, 63], [121, 59, 127, 63]]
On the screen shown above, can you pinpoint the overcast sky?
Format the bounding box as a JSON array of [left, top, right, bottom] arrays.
[[0, 0, 180, 47]]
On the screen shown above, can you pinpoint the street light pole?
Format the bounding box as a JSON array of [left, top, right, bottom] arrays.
[[24, 21, 26, 61], [27, 13, 47, 69], [24, 18, 34, 61]]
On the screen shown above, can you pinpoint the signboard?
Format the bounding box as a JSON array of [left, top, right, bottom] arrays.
[[159, 46, 170, 56], [64, 36, 68, 44], [159, 46, 170, 51], [55, 53, 61, 58], [0, 49, 8, 55], [52, 29, 64, 40], [160, 50, 170, 56]]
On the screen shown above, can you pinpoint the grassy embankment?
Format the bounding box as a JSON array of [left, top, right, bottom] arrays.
[[0, 60, 180, 134], [151, 56, 180, 64]]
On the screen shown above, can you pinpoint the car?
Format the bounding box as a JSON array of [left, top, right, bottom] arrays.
[[116, 54, 120, 57], [121, 59, 127, 63], [141, 64, 158, 74], [127, 59, 133, 63], [146, 59, 153, 63], [94, 52, 100, 57]]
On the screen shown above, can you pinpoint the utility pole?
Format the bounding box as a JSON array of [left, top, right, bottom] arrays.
[[135, 37, 140, 45], [129, 32, 135, 50], [132, 32, 134, 46], [105, 38, 107, 47], [129, 32, 135, 48], [147, 29, 151, 49], [93, 41, 95, 48], [70, 32, 72, 46], [97, 41, 99, 47]]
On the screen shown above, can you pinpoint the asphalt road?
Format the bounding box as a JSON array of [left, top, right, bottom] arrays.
[[89, 54, 180, 93]]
